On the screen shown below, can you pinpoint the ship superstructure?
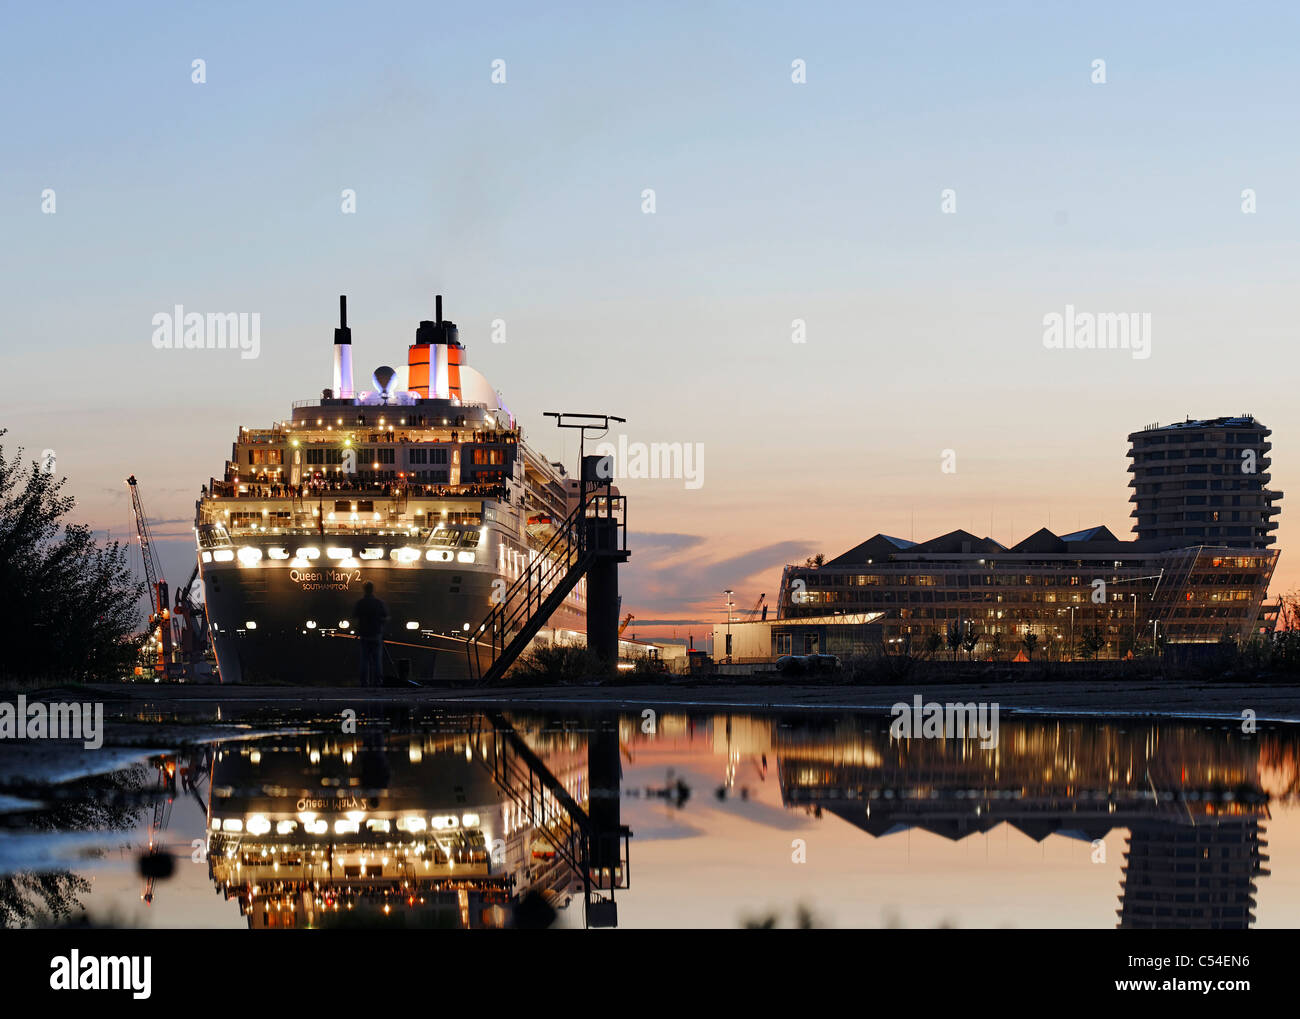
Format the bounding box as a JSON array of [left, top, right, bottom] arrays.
[[195, 295, 585, 683]]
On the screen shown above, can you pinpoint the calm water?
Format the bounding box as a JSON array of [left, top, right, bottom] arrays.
[[3, 704, 1296, 929]]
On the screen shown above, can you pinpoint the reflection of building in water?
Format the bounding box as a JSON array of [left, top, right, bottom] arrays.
[[1118, 819, 1269, 929], [206, 715, 627, 928], [763, 716, 1272, 928]]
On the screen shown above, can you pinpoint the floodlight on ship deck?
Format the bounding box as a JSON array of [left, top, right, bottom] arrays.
[[246, 815, 272, 836]]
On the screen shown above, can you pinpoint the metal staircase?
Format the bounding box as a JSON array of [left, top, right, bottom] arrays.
[[465, 492, 627, 684]]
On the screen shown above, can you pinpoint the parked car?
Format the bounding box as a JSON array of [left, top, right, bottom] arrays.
[[775, 653, 841, 675]]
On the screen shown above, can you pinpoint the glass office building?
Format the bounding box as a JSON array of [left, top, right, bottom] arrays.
[[777, 417, 1281, 659]]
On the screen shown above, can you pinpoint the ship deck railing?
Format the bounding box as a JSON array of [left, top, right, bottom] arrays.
[[203, 483, 509, 500], [290, 397, 497, 413]]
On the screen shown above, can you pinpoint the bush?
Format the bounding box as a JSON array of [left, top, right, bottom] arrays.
[[506, 644, 609, 684]]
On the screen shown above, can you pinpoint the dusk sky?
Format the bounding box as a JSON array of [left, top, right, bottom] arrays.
[[4, 2, 1300, 641]]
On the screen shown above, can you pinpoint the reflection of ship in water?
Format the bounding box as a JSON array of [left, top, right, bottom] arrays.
[[206, 714, 630, 928], [749, 716, 1272, 929]]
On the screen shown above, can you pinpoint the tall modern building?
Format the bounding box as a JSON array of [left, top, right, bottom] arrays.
[[776, 416, 1282, 658], [1128, 415, 1282, 550]]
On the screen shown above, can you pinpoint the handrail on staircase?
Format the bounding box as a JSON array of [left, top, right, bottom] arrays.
[[466, 494, 627, 683]]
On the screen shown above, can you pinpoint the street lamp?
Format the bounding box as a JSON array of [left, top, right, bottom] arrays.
[[724, 589, 735, 663], [1131, 594, 1137, 654]]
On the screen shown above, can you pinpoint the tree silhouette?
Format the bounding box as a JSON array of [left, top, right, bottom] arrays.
[[945, 620, 964, 662], [1076, 626, 1105, 660], [0, 431, 144, 681]]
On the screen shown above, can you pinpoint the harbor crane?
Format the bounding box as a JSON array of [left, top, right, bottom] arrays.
[[127, 475, 210, 679], [127, 475, 173, 678], [173, 563, 210, 673]]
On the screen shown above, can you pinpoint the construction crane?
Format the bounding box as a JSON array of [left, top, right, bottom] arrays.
[[127, 475, 173, 678], [745, 593, 767, 621], [618, 613, 634, 637]]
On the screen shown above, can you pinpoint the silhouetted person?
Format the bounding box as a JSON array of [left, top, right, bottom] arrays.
[[352, 581, 388, 687]]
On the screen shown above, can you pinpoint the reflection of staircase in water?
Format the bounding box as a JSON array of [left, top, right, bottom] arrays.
[[485, 712, 631, 928]]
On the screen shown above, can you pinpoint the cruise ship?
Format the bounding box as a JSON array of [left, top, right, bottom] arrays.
[[194, 295, 586, 684]]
